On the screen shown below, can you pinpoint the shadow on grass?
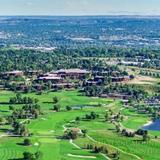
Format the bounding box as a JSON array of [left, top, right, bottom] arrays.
[[108, 128, 115, 131], [0, 128, 10, 132], [8, 158, 23, 160], [133, 139, 144, 143], [16, 142, 25, 146], [0, 102, 10, 105], [56, 135, 64, 139], [0, 109, 9, 113], [0, 102, 27, 105]]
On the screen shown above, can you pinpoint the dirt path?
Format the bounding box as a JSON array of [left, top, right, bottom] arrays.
[[69, 139, 81, 149], [62, 124, 67, 131], [100, 153, 111, 160], [67, 153, 96, 159]]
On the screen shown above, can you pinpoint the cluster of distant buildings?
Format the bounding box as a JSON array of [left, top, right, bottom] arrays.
[[0, 69, 89, 91], [34, 69, 90, 90], [119, 57, 152, 67], [0, 68, 131, 91]]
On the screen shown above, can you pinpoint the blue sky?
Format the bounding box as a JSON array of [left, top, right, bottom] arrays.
[[0, 0, 160, 15]]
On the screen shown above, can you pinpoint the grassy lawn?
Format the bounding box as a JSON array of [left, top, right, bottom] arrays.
[[73, 117, 160, 160], [0, 90, 112, 111], [121, 108, 160, 137], [0, 90, 113, 160], [0, 89, 160, 160], [121, 109, 149, 129]]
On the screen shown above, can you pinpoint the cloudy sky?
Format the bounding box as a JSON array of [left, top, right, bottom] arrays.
[[0, 0, 160, 15]]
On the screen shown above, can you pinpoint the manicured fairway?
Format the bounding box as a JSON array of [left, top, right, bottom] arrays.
[[0, 90, 113, 160], [72, 117, 160, 160], [0, 90, 160, 160], [121, 108, 160, 137], [121, 109, 149, 129]]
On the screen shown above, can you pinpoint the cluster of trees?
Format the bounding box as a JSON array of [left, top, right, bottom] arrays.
[[115, 126, 150, 141], [64, 128, 87, 140], [58, 47, 160, 60], [116, 126, 135, 138], [0, 47, 135, 74], [23, 138, 32, 146], [9, 93, 39, 104], [104, 84, 147, 100], [140, 70, 160, 78], [64, 129, 79, 140], [53, 96, 59, 104], [84, 84, 147, 100], [11, 104, 41, 119], [12, 121, 29, 137], [53, 104, 61, 112], [105, 110, 124, 122], [86, 144, 109, 154], [0, 48, 121, 73], [6, 95, 41, 136], [121, 129, 135, 137], [23, 151, 42, 160], [66, 105, 72, 111], [0, 49, 71, 72], [85, 143, 119, 159], [143, 59, 160, 70], [85, 111, 99, 120], [52, 96, 61, 112], [84, 85, 104, 97], [0, 112, 30, 137], [0, 47, 160, 74], [136, 129, 150, 142]]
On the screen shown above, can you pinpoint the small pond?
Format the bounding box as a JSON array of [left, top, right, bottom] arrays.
[[142, 119, 160, 131]]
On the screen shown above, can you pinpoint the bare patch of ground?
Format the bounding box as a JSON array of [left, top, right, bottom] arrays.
[[124, 76, 157, 85]]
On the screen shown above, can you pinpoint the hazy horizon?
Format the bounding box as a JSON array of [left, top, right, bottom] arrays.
[[0, 0, 160, 16]]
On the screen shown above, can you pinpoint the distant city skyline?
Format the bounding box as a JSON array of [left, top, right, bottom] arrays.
[[0, 0, 160, 16]]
